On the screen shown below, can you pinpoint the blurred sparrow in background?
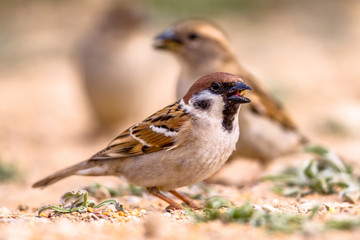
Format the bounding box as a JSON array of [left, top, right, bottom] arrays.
[[154, 19, 307, 163], [33, 72, 251, 209], [76, 2, 147, 132]]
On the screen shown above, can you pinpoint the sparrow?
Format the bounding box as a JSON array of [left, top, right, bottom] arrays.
[[76, 2, 147, 132], [32, 72, 251, 209], [154, 19, 307, 163]]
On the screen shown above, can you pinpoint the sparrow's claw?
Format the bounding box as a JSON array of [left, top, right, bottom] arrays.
[[165, 203, 184, 211]]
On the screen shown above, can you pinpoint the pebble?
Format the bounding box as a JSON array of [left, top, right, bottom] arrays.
[[126, 196, 141, 204], [262, 204, 281, 213], [0, 207, 11, 216], [94, 187, 111, 200], [252, 204, 262, 211], [300, 202, 319, 211], [90, 213, 100, 221], [163, 212, 171, 218]]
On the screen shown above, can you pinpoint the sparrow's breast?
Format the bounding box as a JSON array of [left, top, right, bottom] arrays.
[[120, 106, 240, 190]]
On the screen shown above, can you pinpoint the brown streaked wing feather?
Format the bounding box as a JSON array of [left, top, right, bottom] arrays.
[[91, 101, 190, 159]]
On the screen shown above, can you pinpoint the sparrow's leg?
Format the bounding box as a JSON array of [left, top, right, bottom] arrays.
[[169, 190, 199, 209], [147, 187, 183, 210]]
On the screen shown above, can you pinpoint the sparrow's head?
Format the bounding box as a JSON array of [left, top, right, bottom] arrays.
[[154, 19, 232, 63], [97, 3, 145, 33], [182, 72, 251, 131], [184, 72, 251, 105]]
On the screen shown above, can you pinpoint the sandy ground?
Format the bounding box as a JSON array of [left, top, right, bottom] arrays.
[[1, 1, 360, 239]]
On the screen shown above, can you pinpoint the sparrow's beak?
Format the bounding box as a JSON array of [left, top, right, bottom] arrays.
[[226, 81, 252, 104], [153, 28, 182, 50]]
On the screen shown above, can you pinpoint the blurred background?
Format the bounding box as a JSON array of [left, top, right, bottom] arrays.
[[1, 0, 360, 208]]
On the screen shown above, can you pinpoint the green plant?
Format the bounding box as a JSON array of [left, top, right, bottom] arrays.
[[262, 145, 360, 203], [38, 190, 123, 216], [325, 218, 360, 230], [0, 158, 19, 182], [188, 197, 360, 233], [188, 197, 313, 233]]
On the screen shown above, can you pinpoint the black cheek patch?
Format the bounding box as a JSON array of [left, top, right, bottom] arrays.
[[193, 99, 212, 110]]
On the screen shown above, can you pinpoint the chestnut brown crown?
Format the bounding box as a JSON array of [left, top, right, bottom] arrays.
[[183, 72, 246, 103]]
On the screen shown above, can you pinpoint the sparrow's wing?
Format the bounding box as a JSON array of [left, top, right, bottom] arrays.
[[91, 101, 190, 159], [237, 65, 298, 131]]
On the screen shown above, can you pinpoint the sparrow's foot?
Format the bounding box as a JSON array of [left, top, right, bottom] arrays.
[[165, 203, 184, 211], [147, 187, 183, 210], [169, 190, 200, 209]]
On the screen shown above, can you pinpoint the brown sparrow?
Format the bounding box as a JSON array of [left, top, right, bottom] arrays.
[[33, 72, 251, 209], [76, 3, 147, 132], [154, 19, 307, 163]]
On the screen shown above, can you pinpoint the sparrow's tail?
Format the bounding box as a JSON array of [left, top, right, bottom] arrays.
[[32, 159, 111, 188]]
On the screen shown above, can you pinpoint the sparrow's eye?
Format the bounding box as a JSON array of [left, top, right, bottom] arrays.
[[211, 82, 221, 91], [188, 33, 198, 40]]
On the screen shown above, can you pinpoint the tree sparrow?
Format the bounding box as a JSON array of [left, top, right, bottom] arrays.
[[33, 72, 251, 209], [154, 19, 307, 162], [76, 3, 147, 132]]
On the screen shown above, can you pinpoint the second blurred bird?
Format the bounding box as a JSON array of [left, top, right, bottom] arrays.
[[76, 2, 147, 133], [154, 19, 307, 163]]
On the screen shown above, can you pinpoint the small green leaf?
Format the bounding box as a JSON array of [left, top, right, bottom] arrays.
[[309, 205, 320, 220], [127, 184, 145, 197], [305, 145, 329, 156], [0, 158, 19, 182], [225, 202, 254, 222], [325, 218, 360, 230], [304, 160, 318, 179], [314, 178, 330, 194], [94, 199, 123, 211], [282, 188, 302, 197], [342, 191, 360, 204], [265, 213, 303, 233], [205, 196, 231, 209], [60, 190, 87, 206]]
